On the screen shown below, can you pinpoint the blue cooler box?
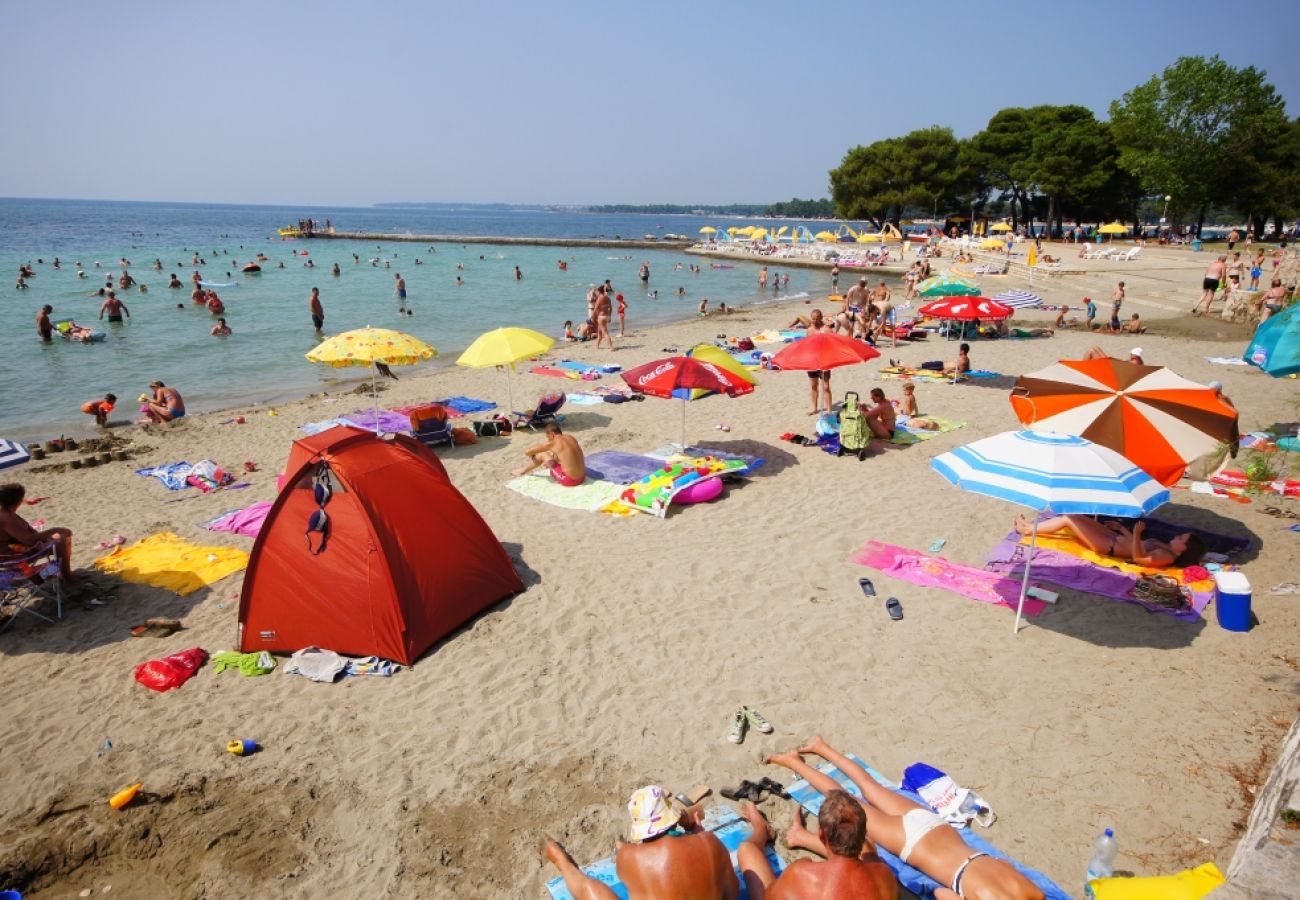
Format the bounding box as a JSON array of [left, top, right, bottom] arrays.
[[1214, 571, 1252, 632]]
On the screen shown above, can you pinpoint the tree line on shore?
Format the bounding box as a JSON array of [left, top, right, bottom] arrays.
[[830, 56, 1298, 239]]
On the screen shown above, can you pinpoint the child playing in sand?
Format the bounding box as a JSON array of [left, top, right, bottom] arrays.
[[81, 393, 117, 426], [563, 320, 576, 341], [895, 383, 939, 430]]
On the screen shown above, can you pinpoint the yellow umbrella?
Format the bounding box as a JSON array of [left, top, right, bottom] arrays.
[[699, 226, 717, 235], [736, 225, 755, 235], [457, 326, 556, 410], [727, 227, 741, 234], [990, 222, 1013, 233], [814, 230, 838, 241], [980, 238, 1006, 249], [306, 326, 437, 432], [751, 228, 768, 241], [856, 233, 882, 243], [1027, 245, 1039, 267], [1098, 222, 1127, 234]]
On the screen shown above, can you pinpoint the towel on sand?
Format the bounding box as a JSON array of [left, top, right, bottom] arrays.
[[135, 461, 193, 491], [851, 540, 1048, 616], [643, 444, 767, 472], [435, 396, 497, 414], [505, 475, 626, 512], [342, 409, 414, 434], [583, 450, 668, 484], [201, 501, 272, 538], [94, 532, 249, 596]]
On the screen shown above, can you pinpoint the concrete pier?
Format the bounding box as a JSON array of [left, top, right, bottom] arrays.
[[307, 231, 692, 250]]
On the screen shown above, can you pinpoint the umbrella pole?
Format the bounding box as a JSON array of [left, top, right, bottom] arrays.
[[1013, 518, 1039, 634], [371, 364, 380, 435], [681, 399, 687, 452]]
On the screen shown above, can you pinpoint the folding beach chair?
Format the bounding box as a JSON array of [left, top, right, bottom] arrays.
[[407, 403, 453, 450], [0, 542, 64, 632], [511, 392, 567, 431]]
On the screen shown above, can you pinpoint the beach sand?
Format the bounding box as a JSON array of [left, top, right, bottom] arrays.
[[1, 246, 1298, 897]]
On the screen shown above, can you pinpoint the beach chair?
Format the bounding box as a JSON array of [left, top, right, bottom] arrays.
[[407, 403, 453, 450], [0, 542, 64, 632], [511, 392, 567, 431], [1117, 247, 1141, 261]]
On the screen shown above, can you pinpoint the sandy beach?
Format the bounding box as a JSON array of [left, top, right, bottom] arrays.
[[1, 245, 1297, 898]]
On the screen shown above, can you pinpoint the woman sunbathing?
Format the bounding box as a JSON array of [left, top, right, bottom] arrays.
[[1014, 514, 1205, 568]]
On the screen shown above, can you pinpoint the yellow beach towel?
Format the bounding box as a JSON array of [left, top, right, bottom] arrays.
[[94, 532, 249, 596], [1018, 531, 1214, 590]]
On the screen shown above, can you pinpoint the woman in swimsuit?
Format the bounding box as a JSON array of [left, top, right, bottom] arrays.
[[1014, 514, 1205, 568]]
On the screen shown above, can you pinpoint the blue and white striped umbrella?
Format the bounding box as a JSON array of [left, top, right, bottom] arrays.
[[932, 429, 1169, 633], [0, 438, 31, 471], [993, 289, 1043, 308]]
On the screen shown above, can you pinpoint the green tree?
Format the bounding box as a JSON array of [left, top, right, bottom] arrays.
[[829, 126, 967, 226], [967, 108, 1038, 228], [1109, 55, 1290, 233], [1023, 107, 1120, 234]]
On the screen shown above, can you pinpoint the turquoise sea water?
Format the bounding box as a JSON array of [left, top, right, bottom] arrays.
[[0, 199, 849, 442]]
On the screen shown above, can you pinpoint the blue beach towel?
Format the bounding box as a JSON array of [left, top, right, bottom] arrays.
[[135, 462, 193, 491], [583, 450, 668, 484], [785, 753, 1069, 900], [436, 396, 497, 414], [545, 804, 785, 900]]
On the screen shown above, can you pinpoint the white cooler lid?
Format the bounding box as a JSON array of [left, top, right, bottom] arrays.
[[1214, 570, 1251, 592]]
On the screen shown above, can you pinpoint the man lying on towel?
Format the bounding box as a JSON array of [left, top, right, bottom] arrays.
[[767, 736, 1043, 900], [512, 422, 585, 486], [736, 790, 898, 899], [543, 785, 738, 899]]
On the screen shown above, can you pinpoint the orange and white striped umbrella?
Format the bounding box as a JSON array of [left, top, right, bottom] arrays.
[[1009, 358, 1238, 486]]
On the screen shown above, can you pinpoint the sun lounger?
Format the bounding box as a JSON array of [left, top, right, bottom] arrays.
[[545, 803, 786, 900], [785, 753, 1069, 900], [0, 541, 64, 631], [512, 392, 567, 431]]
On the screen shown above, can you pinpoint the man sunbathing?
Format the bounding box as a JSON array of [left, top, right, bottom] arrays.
[[768, 737, 1044, 900], [942, 343, 971, 377], [736, 791, 898, 899], [512, 422, 585, 486], [1014, 514, 1205, 569], [542, 785, 739, 899]]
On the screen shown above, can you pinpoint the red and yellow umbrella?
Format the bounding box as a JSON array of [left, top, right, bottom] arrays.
[[1010, 358, 1238, 486], [622, 356, 754, 449]]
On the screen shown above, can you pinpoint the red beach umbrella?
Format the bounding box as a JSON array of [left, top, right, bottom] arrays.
[[770, 332, 881, 371], [622, 356, 755, 449], [918, 297, 1015, 321]]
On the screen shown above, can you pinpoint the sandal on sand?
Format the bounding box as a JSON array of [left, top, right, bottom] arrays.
[[886, 597, 904, 621], [756, 777, 790, 800], [720, 780, 765, 803], [859, 577, 877, 597]]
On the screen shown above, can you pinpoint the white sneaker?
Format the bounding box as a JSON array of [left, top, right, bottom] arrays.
[[743, 706, 773, 734], [727, 707, 747, 744]]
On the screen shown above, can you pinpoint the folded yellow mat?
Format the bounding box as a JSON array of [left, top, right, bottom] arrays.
[[94, 532, 249, 596]]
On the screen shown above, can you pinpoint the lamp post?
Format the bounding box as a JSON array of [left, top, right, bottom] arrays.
[[1160, 195, 1171, 225]]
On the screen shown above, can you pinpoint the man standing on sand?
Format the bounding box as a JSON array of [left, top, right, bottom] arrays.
[[594, 288, 615, 350], [36, 304, 54, 341], [871, 280, 893, 341], [542, 785, 738, 899], [1195, 256, 1226, 316], [309, 287, 324, 332], [844, 277, 869, 332], [735, 791, 898, 899], [512, 422, 586, 487], [1108, 282, 1125, 333], [99, 290, 130, 323]]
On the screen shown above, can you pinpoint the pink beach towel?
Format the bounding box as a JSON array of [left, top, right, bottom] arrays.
[[850, 540, 1048, 617]]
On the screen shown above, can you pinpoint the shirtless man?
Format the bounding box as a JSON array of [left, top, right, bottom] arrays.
[[943, 343, 971, 378], [394, 273, 407, 311], [736, 792, 897, 900], [99, 290, 130, 323], [800, 311, 835, 415], [769, 737, 1044, 900], [863, 388, 897, 439], [843, 278, 869, 333], [144, 380, 186, 423], [870, 280, 892, 339], [309, 287, 324, 332], [1195, 256, 1226, 316], [542, 785, 738, 900], [36, 304, 54, 341], [512, 422, 585, 486]]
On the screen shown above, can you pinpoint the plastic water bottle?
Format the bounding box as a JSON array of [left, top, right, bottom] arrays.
[[1085, 828, 1117, 896]]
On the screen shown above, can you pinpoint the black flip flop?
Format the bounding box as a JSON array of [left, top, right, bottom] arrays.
[[757, 777, 790, 800], [886, 597, 904, 621], [720, 780, 765, 803], [858, 577, 876, 598]]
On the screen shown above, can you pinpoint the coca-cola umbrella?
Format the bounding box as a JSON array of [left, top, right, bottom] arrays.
[[769, 332, 881, 371], [622, 356, 756, 450], [918, 297, 1015, 321]]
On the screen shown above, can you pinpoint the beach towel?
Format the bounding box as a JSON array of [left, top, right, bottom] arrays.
[[211, 650, 276, 677], [505, 474, 626, 512], [785, 753, 1069, 900], [94, 532, 250, 596], [643, 444, 767, 472], [284, 647, 349, 683], [342, 409, 414, 434], [299, 417, 356, 435], [1205, 356, 1252, 366], [435, 396, 497, 414], [583, 450, 668, 484], [135, 461, 194, 491], [545, 804, 785, 900], [888, 417, 966, 445], [531, 365, 585, 380], [201, 501, 272, 538], [563, 392, 608, 406], [344, 656, 400, 677], [850, 540, 1048, 616]]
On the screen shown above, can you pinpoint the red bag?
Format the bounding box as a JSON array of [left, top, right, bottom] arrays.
[[134, 647, 209, 692]]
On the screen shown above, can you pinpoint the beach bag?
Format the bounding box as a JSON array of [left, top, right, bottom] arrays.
[[451, 427, 477, 445], [837, 392, 870, 457], [900, 762, 995, 828], [134, 647, 209, 692], [736, 338, 755, 351], [1134, 574, 1190, 611], [920, 360, 944, 371], [472, 420, 502, 437]]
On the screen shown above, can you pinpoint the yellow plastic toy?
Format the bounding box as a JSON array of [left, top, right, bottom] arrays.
[[1089, 862, 1224, 899]]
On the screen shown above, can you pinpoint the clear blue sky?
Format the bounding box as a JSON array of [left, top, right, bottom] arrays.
[[2, 0, 1294, 207]]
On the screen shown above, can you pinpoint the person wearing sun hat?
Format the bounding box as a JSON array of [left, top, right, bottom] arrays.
[[1128, 347, 1144, 365], [541, 785, 738, 899]]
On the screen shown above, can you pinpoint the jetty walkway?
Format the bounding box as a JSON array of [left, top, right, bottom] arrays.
[[308, 231, 692, 250]]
